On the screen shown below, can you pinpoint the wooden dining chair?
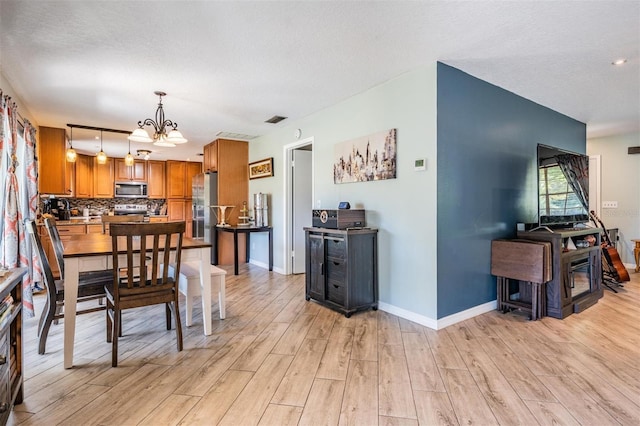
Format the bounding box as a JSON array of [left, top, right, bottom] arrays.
[[25, 219, 111, 354], [106, 221, 185, 367], [100, 214, 145, 234]]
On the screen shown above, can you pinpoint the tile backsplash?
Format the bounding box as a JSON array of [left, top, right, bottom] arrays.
[[41, 198, 166, 215]]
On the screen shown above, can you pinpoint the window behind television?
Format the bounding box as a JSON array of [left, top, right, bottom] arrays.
[[537, 144, 589, 228]]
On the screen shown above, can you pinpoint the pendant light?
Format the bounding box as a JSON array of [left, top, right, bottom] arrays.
[[96, 130, 107, 164], [124, 137, 134, 166], [66, 127, 77, 163]]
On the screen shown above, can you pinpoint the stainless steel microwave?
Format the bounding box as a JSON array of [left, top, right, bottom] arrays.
[[115, 182, 148, 198]]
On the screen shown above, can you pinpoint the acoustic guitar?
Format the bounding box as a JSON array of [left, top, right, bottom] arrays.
[[590, 210, 630, 282]]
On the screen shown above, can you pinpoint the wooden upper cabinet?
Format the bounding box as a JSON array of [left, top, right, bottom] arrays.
[[165, 160, 186, 198], [93, 157, 114, 198], [115, 158, 147, 182], [186, 162, 202, 198], [203, 140, 218, 173], [166, 160, 201, 199], [38, 126, 68, 195], [147, 160, 165, 199], [75, 154, 93, 198], [65, 160, 75, 196]]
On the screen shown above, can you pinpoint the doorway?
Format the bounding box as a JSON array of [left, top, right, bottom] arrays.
[[283, 137, 314, 275]]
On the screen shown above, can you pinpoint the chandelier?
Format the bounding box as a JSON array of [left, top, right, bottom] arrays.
[[128, 91, 187, 147]]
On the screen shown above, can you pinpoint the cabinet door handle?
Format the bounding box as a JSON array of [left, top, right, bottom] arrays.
[[320, 262, 324, 276]]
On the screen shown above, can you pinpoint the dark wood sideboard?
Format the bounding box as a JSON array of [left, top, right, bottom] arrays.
[[304, 227, 378, 317]]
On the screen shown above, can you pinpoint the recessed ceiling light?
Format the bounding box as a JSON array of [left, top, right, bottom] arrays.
[[612, 58, 627, 66]]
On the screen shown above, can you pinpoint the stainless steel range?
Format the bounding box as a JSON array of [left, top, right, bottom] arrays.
[[114, 204, 148, 216]]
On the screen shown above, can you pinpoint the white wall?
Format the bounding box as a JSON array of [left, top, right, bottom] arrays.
[[0, 71, 38, 125], [248, 65, 439, 320], [588, 131, 640, 266]]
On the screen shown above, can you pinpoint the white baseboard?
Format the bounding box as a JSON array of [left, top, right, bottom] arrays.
[[378, 299, 497, 330], [248, 259, 284, 275]]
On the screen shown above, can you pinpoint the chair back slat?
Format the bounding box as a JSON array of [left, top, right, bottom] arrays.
[[24, 220, 57, 301], [43, 217, 65, 276], [110, 222, 185, 295]]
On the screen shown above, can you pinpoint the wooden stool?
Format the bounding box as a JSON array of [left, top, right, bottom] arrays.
[[167, 262, 226, 335]]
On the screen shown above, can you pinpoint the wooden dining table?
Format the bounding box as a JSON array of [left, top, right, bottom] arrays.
[[62, 232, 212, 369]]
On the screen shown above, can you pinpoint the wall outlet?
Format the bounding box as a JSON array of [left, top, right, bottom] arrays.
[[316, 199, 321, 208], [602, 201, 618, 208]]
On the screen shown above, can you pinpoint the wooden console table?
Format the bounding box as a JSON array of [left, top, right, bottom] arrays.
[[632, 239, 640, 272], [213, 225, 273, 275]]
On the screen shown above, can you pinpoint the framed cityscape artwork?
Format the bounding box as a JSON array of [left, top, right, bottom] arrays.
[[333, 128, 397, 184]]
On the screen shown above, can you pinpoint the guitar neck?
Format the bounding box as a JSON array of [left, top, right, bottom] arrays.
[[590, 210, 612, 246]]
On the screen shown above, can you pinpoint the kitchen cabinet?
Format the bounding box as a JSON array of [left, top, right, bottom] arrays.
[[203, 139, 248, 264], [93, 158, 114, 198], [186, 162, 202, 198], [167, 199, 186, 222], [166, 161, 186, 198], [147, 160, 165, 199], [115, 158, 147, 182], [65, 160, 75, 197], [0, 268, 26, 426], [203, 140, 218, 173], [149, 216, 168, 223], [74, 154, 93, 198], [166, 161, 201, 238], [38, 126, 73, 196], [304, 227, 379, 317]]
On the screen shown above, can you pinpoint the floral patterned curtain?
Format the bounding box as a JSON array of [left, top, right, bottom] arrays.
[[556, 153, 589, 212], [20, 120, 40, 313], [0, 92, 36, 316]]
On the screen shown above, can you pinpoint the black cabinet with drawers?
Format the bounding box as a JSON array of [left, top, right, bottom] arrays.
[[304, 227, 378, 317]]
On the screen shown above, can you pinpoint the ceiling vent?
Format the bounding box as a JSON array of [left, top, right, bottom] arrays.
[[215, 131, 258, 140], [265, 115, 287, 124]]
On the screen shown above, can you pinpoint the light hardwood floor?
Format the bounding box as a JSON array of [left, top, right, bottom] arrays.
[[8, 264, 640, 425]]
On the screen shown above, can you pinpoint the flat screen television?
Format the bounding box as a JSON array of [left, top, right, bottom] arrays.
[[537, 144, 589, 229]]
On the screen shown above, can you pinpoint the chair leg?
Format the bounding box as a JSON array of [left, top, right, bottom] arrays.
[[112, 307, 120, 367], [106, 304, 113, 343], [165, 304, 171, 330], [37, 299, 57, 355], [173, 298, 183, 352], [37, 296, 50, 336]]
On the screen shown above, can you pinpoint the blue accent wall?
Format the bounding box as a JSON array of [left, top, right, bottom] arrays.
[[436, 63, 586, 319]]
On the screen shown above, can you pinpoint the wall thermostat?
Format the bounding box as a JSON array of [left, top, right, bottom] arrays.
[[414, 158, 426, 171]]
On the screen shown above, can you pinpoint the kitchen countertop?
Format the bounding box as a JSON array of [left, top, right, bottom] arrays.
[[38, 215, 169, 226]]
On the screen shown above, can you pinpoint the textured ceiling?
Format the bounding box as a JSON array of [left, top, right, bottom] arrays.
[[1, 1, 638, 161]]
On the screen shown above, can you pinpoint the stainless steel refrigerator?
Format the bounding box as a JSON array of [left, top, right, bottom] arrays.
[[192, 173, 218, 263]]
